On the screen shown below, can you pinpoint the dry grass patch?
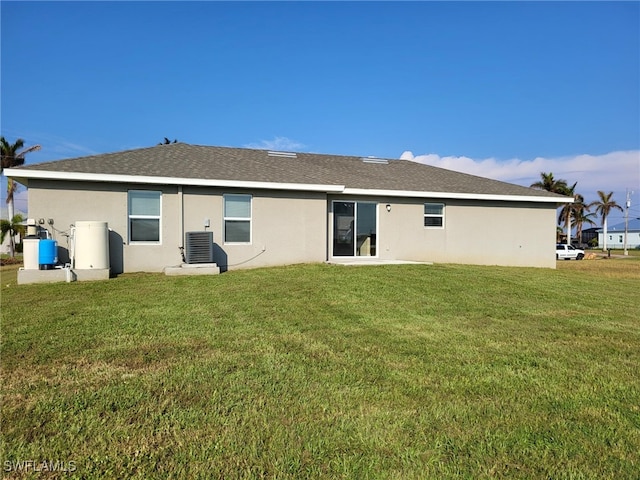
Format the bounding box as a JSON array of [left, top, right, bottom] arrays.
[[557, 255, 640, 278]]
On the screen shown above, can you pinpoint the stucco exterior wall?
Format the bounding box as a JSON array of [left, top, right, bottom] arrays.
[[26, 180, 559, 273], [388, 199, 557, 267], [27, 180, 182, 273], [26, 181, 328, 273], [328, 196, 558, 268], [181, 187, 327, 270]]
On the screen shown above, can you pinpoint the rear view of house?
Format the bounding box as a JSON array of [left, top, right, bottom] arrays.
[[5, 143, 571, 273]]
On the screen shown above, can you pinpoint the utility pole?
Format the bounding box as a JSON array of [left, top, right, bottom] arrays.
[[623, 189, 632, 256]]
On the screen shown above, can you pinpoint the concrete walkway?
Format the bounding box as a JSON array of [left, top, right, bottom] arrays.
[[327, 259, 432, 266]]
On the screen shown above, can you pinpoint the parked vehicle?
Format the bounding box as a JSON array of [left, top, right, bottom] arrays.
[[556, 244, 585, 260]]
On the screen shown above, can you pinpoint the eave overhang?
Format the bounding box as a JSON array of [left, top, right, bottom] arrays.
[[4, 168, 573, 204]]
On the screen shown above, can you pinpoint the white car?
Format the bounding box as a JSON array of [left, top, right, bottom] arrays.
[[556, 244, 585, 260]]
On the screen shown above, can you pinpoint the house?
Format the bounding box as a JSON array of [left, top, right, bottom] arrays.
[[574, 227, 600, 248], [5, 143, 571, 273], [597, 218, 640, 249]]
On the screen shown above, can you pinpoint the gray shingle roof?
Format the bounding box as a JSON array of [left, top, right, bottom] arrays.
[[14, 143, 567, 200]]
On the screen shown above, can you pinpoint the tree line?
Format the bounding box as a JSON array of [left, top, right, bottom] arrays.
[[530, 172, 623, 250]]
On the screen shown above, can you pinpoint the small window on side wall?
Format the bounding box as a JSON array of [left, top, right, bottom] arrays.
[[128, 190, 161, 243], [424, 203, 444, 228], [224, 194, 252, 243]]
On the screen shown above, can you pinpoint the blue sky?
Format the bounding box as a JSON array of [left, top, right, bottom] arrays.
[[2, 1, 639, 222]]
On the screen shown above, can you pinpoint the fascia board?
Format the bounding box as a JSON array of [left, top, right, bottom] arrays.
[[6, 168, 572, 203], [342, 188, 573, 204], [4, 169, 345, 193]]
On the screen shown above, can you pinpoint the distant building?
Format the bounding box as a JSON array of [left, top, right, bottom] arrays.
[[597, 219, 640, 249], [581, 227, 599, 246]]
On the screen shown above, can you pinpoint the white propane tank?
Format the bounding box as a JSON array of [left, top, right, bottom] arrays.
[[73, 221, 110, 269]]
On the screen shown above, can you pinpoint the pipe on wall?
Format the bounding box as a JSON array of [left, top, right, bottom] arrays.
[[178, 185, 184, 253]]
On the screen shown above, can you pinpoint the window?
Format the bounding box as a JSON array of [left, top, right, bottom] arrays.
[[424, 203, 444, 228], [128, 190, 161, 243], [332, 201, 377, 257], [224, 194, 251, 243]]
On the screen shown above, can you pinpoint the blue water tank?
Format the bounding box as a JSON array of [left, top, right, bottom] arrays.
[[39, 239, 58, 270]]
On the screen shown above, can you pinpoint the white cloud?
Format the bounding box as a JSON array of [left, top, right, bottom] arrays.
[[402, 150, 640, 205], [244, 136, 306, 152]]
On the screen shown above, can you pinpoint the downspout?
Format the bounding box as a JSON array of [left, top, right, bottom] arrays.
[[178, 185, 184, 262]]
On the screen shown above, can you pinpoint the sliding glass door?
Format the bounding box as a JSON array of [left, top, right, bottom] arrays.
[[332, 201, 377, 257]]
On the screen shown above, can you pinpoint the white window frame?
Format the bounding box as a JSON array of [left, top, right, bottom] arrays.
[[424, 203, 445, 229], [223, 194, 252, 244], [128, 190, 162, 244]]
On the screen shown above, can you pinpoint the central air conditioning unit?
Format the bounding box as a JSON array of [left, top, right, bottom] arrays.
[[185, 231, 214, 264]]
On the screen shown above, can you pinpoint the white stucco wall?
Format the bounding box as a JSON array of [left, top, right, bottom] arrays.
[[26, 181, 328, 273], [26, 180, 560, 273], [328, 196, 558, 268], [181, 187, 328, 270]]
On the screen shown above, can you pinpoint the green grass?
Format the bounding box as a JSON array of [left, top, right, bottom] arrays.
[[1, 260, 639, 479]]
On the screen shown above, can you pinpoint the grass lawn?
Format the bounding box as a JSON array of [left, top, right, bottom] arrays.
[[1, 259, 639, 479]]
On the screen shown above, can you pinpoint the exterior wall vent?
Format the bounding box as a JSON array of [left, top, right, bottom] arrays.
[[361, 157, 389, 164], [185, 231, 214, 264], [267, 151, 297, 158]]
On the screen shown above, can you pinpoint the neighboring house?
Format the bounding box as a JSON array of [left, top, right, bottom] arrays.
[[576, 227, 600, 248], [5, 143, 571, 273], [566, 227, 599, 248], [597, 219, 640, 249]]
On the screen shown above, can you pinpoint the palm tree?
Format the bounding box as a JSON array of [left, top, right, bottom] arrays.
[[557, 182, 578, 244], [1, 136, 41, 222], [572, 197, 597, 245], [533, 173, 573, 243], [590, 191, 623, 251], [530, 172, 570, 195], [531, 172, 573, 242], [1, 213, 25, 258]]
